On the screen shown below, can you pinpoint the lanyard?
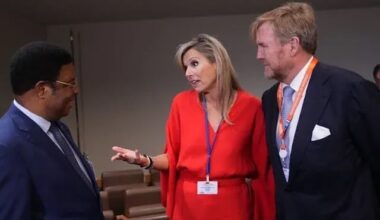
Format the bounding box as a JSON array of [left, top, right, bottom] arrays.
[[276, 57, 318, 159], [202, 93, 222, 182]]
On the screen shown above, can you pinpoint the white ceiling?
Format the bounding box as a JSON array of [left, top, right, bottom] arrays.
[[1, 0, 380, 25]]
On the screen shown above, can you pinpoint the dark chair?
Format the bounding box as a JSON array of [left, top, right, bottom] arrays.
[[124, 186, 166, 218], [150, 170, 160, 186], [100, 191, 115, 220], [116, 213, 167, 220], [127, 213, 168, 220], [101, 169, 144, 189], [102, 169, 146, 215]]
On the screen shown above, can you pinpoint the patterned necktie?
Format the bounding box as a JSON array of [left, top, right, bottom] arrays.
[[277, 86, 295, 170], [281, 86, 295, 130], [49, 122, 93, 189]]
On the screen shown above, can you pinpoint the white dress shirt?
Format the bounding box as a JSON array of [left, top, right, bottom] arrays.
[[277, 56, 314, 180]]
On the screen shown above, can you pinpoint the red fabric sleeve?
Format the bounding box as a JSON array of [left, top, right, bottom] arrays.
[[251, 102, 276, 220], [160, 97, 180, 219]]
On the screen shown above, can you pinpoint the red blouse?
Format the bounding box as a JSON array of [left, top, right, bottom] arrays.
[[160, 90, 275, 220]]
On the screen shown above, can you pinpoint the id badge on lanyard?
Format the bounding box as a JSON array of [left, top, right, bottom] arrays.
[[197, 93, 221, 195], [197, 179, 218, 195]]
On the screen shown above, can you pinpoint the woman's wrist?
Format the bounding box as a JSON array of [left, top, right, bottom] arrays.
[[141, 154, 154, 169]]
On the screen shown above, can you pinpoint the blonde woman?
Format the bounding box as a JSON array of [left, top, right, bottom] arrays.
[[111, 34, 275, 220]]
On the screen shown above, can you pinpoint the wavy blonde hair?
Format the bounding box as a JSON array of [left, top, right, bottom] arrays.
[[175, 34, 241, 124]]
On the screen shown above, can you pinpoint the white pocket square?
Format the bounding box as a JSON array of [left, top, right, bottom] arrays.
[[311, 124, 331, 141]]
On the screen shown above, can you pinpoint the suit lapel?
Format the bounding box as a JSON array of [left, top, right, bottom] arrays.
[[288, 63, 331, 183], [10, 105, 97, 195], [263, 84, 289, 186], [10, 106, 72, 166], [56, 122, 98, 192]]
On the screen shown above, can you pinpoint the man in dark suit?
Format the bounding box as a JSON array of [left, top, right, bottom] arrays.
[[250, 2, 380, 220], [0, 42, 104, 219], [373, 64, 380, 89]]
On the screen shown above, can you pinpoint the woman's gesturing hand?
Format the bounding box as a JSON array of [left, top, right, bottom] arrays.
[[111, 146, 146, 167]]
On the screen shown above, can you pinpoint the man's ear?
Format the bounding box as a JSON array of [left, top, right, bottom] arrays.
[[34, 81, 52, 98], [289, 36, 301, 56]]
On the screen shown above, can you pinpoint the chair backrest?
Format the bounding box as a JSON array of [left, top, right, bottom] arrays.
[[101, 169, 144, 189], [100, 191, 115, 220], [104, 183, 148, 216], [100, 191, 110, 210], [127, 212, 168, 220], [124, 185, 165, 217], [125, 185, 161, 207], [151, 170, 160, 181]]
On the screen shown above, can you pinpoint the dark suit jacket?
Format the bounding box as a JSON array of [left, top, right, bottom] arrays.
[[0, 104, 104, 220], [262, 62, 380, 220]]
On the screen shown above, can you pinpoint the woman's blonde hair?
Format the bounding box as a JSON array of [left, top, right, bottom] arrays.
[[175, 34, 241, 124]]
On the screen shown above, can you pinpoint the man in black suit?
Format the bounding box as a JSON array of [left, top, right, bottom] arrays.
[[0, 42, 104, 219], [250, 2, 380, 220]]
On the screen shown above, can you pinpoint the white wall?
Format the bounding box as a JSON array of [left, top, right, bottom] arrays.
[[0, 10, 46, 114], [46, 7, 380, 176]]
